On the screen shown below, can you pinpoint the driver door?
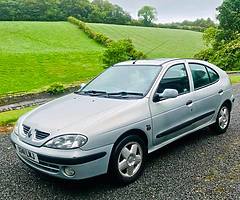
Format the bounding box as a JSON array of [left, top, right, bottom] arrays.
[[149, 63, 194, 145]]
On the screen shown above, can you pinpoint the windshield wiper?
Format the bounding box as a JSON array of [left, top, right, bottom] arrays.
[[76, 90, 107, 96], [107, 92, 144, 97]]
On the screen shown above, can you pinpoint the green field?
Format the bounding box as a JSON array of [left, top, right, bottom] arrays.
[[0, 21, 105, 96], [0, 107, 34, 126], [88, 23, 204, 58], [0, 21, 204, 96]]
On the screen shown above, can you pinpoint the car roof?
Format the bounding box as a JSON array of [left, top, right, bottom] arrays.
[[114, 58, 211, 67]]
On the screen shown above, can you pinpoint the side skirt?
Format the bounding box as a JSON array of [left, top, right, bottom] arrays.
[[148, 120, 215, 154]]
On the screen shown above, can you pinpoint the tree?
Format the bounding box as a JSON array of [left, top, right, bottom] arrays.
[[195, 0, 240, 70], [217, 0, 240, 37], [138, 6, 157, 26]]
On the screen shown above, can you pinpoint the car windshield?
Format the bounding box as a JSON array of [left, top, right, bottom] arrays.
[[79, 65, 161, 98]]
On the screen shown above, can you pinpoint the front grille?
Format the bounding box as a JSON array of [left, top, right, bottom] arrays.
[[22, 125, 30, 135], [22, 125, 50, 140], [36, 130, 50, 140]]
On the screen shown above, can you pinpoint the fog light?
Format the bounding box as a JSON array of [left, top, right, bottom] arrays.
[[63, 167, 75, 177]]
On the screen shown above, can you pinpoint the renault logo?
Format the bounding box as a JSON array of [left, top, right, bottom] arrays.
[[27, 129, 35, 138]]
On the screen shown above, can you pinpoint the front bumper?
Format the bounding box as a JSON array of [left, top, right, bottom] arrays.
[[10, 133, 113, 180]]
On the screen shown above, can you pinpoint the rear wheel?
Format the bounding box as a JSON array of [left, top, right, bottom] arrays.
[[109, 135, 147, 184], [211, 104, 230, 134]]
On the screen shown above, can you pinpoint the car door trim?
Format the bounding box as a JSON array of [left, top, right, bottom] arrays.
[[156, 110, 215, 138]]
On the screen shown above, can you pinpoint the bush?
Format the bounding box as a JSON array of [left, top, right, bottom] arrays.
[[47, 83, 65, 95], [103, 39, 146, 66], [195, 27, 240, 70]]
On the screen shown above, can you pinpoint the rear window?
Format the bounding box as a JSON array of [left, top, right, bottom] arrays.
[[189, 63, 219, 90], [189, 63, 210, 89], [207, 67, 219, 83]]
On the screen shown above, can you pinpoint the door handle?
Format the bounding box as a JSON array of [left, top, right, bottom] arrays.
[[186, 100, 193, 106], [218, 89, 223, 94]]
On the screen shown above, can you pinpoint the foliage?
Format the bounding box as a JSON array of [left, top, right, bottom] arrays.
[[157, 18, 216, 32], [102, 39, 146, 66], [138, 6, 157, 26], [88, 0, 131, 25], [0, 21, 104, 96], [89, 23, 204, 58], [217, 0, 240, 39], [0, 0, 132, 25], [195, 0, 240, 70], [47, 83, 65, 95]]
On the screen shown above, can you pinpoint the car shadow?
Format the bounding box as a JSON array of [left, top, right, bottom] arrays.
[[30, 127, 221, 195]]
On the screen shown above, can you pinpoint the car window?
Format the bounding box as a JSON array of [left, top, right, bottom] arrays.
[[81, 65, 161, 96], [207, 67, 219, 83], [157, 63, 190, 94], [189, 63, 210, 89]]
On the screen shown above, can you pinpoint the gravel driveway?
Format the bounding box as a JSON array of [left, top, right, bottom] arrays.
[[0, 85, 239, 200]]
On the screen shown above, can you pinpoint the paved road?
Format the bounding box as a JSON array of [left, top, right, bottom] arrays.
[[0, 85, 239, 200]]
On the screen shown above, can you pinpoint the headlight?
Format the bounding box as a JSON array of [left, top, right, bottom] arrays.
[[44, 134, 88, 149]]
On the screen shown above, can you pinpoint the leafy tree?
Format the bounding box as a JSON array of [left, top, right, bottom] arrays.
[[138, 6, 157, 26], [0, 0, 132, 24], [195, 0, 240, 70], [217, 0, 240, 37]]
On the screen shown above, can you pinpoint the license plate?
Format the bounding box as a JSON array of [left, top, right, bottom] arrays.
[[16, 144, 39, 163]]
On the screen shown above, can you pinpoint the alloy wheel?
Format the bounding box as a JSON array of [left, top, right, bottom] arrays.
[[117, 142, 143, 178]]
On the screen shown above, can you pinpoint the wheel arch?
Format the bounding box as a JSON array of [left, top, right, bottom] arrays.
[[222, 99, 232, 112], [113, 129, 148, 150], [108, 129, 149, 171]]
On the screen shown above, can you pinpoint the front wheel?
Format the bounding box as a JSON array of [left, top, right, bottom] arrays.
[[109, 135, 147, 184], [211, 104, 231, 134]]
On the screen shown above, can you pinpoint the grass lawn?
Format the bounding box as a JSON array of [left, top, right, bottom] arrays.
[[88, 23, 204, 58], [0, 107, 34, 126], [0, 21, 105, 96], [230, 75, 240, 84]]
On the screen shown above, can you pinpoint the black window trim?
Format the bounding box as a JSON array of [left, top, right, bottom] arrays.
[[153, 63, 191, 101], [189, 62, 220, 91]]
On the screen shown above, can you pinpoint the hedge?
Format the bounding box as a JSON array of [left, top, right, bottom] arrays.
[[68, 16, 113, 46]]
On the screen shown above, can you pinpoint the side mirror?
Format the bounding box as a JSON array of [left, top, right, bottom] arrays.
[[153, 89, 178, 102], [80, 83, 86, 90]]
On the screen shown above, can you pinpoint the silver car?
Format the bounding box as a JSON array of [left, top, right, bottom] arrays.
[[11, 58, 234, 184]]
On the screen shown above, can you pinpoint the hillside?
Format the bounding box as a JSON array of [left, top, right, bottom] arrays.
[[0, 21, 104, 96], [88, 23, 204, 58], [0, 21, 204, 96]]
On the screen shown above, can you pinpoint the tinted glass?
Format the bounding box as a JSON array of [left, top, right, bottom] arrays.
[[189, 63, 210, 89], [157, 64, 190, 94], [82, 65, 161, 95], [207, 67, 219, 83]]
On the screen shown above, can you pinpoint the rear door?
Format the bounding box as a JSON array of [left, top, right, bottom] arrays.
[[149, 61, 194, 145], [187, 62, 222, 129]]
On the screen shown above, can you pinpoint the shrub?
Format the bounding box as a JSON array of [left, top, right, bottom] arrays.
[[194, 30, 240, 70], [47, 83, 65, 95], [103, 39, 146, 66]]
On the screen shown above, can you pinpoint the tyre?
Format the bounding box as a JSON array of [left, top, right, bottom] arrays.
[[211, 104, 231, 134], [109, 135, 147, 184]]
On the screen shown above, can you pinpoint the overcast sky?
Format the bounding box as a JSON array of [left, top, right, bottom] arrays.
[[109, 0, 223, 23]]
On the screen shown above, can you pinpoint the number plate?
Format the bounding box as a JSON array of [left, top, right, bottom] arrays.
[[16, 144, 39, 163]]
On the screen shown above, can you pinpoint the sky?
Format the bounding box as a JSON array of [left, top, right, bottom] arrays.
[[109, 0, 223, 23]]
